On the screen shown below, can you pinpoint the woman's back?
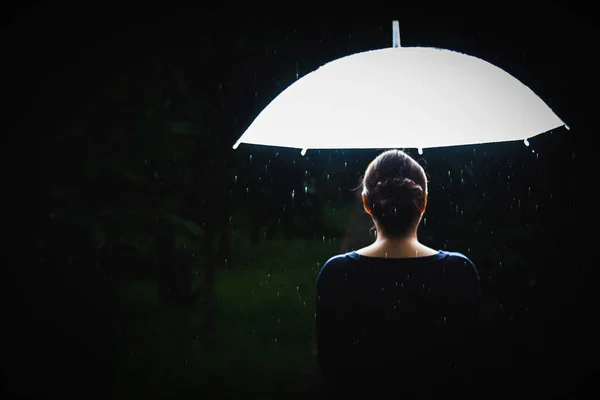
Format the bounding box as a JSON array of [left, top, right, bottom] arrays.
[[315, 250, 481, 394]]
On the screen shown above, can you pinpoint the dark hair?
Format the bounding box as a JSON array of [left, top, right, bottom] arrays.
[[355, 149, 428, 238]]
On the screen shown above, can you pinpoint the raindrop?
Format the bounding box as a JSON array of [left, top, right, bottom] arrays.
[[326, 174, 330, 180], [322, 236, 325, 244], [344, 161, 347, 171], [246, 187, 249, 194], [277, 292, 280, 298], [234, 175, 238, 184], [274, 337, 278, 344], [249, 155, 252, 162], [382, 287, 385, 291], [423, 217, 426, 227], [528, 187, 531, 196], [443, 316, 447, 323], [295, 62, 299, 80], [304, 186, 308, 194], [291, 190, 295, 200], [535, 204, 538, 212]]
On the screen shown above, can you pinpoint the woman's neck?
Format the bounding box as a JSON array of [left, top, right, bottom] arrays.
[[373, 233, 419, 248], [363, 233, 437, 258]]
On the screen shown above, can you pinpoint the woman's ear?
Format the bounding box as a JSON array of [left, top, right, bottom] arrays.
[[362, 193, 372, 215], [419, 192, 428, 214]]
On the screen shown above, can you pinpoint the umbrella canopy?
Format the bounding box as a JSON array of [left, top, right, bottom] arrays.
[[233, 21, 568, 155]]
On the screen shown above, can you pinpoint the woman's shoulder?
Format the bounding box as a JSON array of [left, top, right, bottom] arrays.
[[439, 250, 480, 278]]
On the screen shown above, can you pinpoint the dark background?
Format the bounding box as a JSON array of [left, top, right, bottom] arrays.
[[2, 4, 594, 398]]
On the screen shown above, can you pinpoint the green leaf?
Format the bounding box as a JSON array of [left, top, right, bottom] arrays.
[[119, 230, 156, 257], [173, 232, 199, 251], [161, 214, 203, 237]]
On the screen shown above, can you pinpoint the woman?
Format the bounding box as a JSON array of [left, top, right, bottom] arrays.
[[315, 149, 481, 397]]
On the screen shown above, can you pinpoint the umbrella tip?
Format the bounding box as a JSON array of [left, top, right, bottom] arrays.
[[233, 140, 241, 150], [301, 148, 308, 156], [564, 123, 570, 131], [418, 148, 423, 155], [392, 20, 401, 48]]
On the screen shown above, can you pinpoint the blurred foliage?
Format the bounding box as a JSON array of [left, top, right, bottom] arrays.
[[20, 15, 583, 398]]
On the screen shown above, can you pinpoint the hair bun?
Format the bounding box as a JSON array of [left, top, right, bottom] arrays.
[[376, 177, 422, 198]]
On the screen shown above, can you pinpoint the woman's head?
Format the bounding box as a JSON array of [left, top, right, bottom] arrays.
[[360, 149, 428, 238]]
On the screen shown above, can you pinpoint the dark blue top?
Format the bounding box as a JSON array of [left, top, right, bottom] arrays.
[[316, 250, 481, 393]]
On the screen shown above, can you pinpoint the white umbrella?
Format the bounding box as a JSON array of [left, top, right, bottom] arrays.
[[233, 21, 569, 155]]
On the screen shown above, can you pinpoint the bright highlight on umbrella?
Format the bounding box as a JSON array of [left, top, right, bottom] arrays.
[[233, 21, 568, 155]]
